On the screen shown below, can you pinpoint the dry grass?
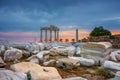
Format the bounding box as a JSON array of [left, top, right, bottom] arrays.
[[56, 65, 114, 80]]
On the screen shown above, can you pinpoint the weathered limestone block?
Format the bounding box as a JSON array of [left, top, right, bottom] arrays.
[[109, 71, 120, 80], [109, 50, 120, 61], [36, 51, 50, 62], [11, 62, 62, 80], [49, 48, 59, 56], [0, 70, 27, 80], [103, 60, 120, 71], [75, 46, 81, 55], [50, 46, 75, 56], [36, 42, 45, 51], [56, 47, 68, 56], [56, 58, 80, 69], [43, 59, 56, 66], [44, 42, 52, 50], [25, 43, 40, 54], [4, 47, 22, 61], [68, 57, 95, 66], [66, 46, 76, 56], [81, 42, 112, 65], [0, 45, 5, 55], [112, 71, 120, 80], [26, 55, 39, 64]]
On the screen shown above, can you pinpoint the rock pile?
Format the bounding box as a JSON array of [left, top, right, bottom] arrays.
[[0, 40, 119, 80]]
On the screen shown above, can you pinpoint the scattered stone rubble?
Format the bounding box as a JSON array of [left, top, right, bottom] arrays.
[[0, 40, 120, 80], [102, 50, 120, 73], [108, 50, 120, 61]]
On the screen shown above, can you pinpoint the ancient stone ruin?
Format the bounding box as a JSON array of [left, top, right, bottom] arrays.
[[40, 25, 59, 42]]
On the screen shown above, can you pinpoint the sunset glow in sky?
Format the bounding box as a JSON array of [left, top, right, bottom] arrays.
[[0, 0, 120, 42]]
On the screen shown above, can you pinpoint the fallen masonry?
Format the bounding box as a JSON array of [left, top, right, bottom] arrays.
[[0, 40, 120, 80]]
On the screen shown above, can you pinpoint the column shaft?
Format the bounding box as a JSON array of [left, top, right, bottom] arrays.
[[50, 30, 52, 42], [40, 30, 42, 42], [76, 29, 78, 42], [54, 30, 56, 41], [45, 30, 47, 42], [57, 30, 59, 41]]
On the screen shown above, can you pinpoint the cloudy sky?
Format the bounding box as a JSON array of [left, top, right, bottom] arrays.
[[0, 0, 120, 42]]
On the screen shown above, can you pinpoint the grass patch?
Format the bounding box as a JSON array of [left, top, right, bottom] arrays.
[[0, 51, 5, 58], [80, 65, 97, 70], [56, 66, 87, 78], [73, 53, 81, 57], [97, 68, 114, 78]]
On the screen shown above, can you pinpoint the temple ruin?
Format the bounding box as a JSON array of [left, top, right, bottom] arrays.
[[40, 25, 59, 42]]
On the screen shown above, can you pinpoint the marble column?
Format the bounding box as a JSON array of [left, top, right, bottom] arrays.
[[54, 30, 56, 41], [40, 29, 42, 42], [57, 30, 59, 41], [50, 30, 52, 42], [45, 30, 47, 42], [76, 29, 78, 42]]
